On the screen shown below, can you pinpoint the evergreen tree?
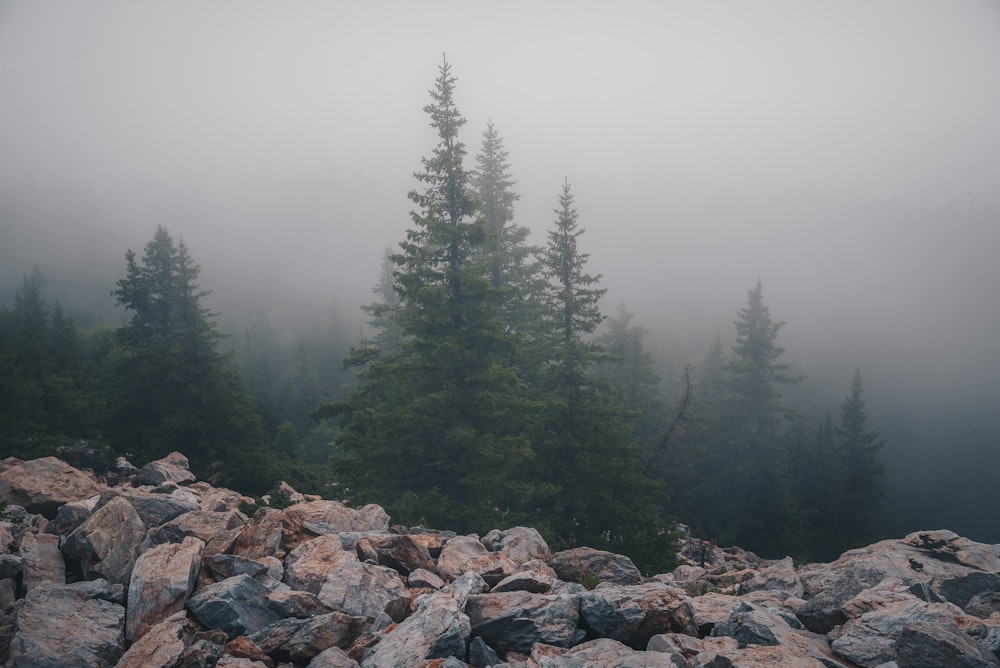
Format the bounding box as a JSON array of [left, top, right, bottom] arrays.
[[321, 59, 537, 531], [834, 368, 888, 547], [531, 180, 673, 573], [111, 226, 272, 491]]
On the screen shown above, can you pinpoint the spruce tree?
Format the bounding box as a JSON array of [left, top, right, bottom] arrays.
[[531, 180, 672, 573], [322, 59, 537, 531]]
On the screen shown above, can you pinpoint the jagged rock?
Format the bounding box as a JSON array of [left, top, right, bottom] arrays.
[[797, 529, 1000, 634], [549, 546, 643, 586], [0, 554, 21, 580], [232, 507, 285, 560], [408, 567, 445, 590], [317, 555, 410, 622], [19, 531, 64, 590], [484, 526, 551, 565], [492, 570, 557, 594], [0, 456, 101, 518], [110, 487, 200, 528], [206, 553, 284, 590], [126, 535, 204, 641], [738, 556, 804, 598], [309, 646, 361, 668], [61, 495, 145, 586], [188, 480, 245, 512], [266, 589, 330, 618], [828, 582, 1000, 667], [186, 573, 282, 637], [437, 534, 490, 581], [537, 637, 683, 667], [222, 636, 274, 666], [579, 581, 697, 648], [280, 501, 389, 550], [356, 533, 435, 575], [116, 610, 190, 668], [283, 534, 347, 593], [216, 657, 270, 668], [468, 635, 503, 667], [465, 590, 584, 654], [44, 495, 99, 537], [135, 451, 197, 486], [146, 509, 245, 556], [248, 611, 367, 663], [6, 582, 125, 667], [360, 589, 471, 668]]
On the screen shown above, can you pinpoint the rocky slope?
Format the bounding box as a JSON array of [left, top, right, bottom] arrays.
[[0, 451, 997, 667]]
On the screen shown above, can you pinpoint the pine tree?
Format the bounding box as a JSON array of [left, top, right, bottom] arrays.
[[531, 180, 672, 573], [111, 226, 272, 491], [322, 59, 537, 531]]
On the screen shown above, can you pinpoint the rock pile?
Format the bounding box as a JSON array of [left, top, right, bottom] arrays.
[[0, 452, 997, 667]]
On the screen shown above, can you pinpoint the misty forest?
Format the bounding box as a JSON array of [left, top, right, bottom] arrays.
[[2, 4, 999, 576]]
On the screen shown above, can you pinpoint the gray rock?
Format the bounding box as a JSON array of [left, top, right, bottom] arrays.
[[110, 487, 200, 528], [469, 635, 503, 667], [283, 534, 347, 594], [408, 567, 445, 590], [579, 581, 697, 648], [537, 637, 683, 667], [265, 589, 330, 618], [145, 509, 244, 556], [738, 556, 804, 598], [135, 451, 197, 486], [309, 646, 362, 668], [19, 531, 65, 591], [6, 583, 125, 667], [355, 533, 435, 575], [279, 501, 389, 550], [248, 611, 367, 663], [0, 554, 22, 580], [186, 573, 282, 637], [61, 495, 145, 586], [44, 495, 99, 536], [360, 590, 471, 668], [549, 546, 643, 585], [465, 590, 584, 655], [125, 535, 203, 641]]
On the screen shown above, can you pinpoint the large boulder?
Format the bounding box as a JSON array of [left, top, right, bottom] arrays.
[[186, 574, 282, 637], [465, 590, 584, 655], [436, 534, 490, 581], [231, 507, 285, 560], [145, 509, 245, 556], [280, 501, 389, 550], [360, 590, 471, 668], [483, 526, 551, 565], [6, 582, 126, 667], [125, 535, 204, 641], [248, 611, 368, 663], [579, 581, 697, 648], [115, 610, 190, 668], [317, 555, 410, 622], [550, 546, 643, 586], [0, 457, 101, 518], [284, 534, 347, 594], [134, 451, 197, 486], [355, 533, 435, 575], [110, 487, 200, 528], [19, 532, 64, 591], [538, 637, 682, 667], [61, 495, 146, 586]]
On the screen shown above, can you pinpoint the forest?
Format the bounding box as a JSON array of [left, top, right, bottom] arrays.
[[0, 60, 917, 574]]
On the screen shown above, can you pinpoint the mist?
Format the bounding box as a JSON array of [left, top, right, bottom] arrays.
[[2, 1, 999, 541]]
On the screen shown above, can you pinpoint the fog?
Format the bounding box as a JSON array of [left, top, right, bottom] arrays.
[[2, 2, 999, 540]]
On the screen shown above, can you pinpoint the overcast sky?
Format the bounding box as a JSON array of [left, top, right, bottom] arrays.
[[1, 0, 999, 364]]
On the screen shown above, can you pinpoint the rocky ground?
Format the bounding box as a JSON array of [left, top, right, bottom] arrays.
[[0, 451, 997, 667]]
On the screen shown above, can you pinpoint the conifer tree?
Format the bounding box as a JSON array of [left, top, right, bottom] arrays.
[[322, 59, 536, 531]]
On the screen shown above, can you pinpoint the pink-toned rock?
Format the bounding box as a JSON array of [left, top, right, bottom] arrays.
[[318, 556, 410, 622], [356, 533, 435, 575], [146, 509, 245, 556], [126, 536, 204, 641], [188, 481, 245, 512], [284, 535, 346, 594], [61, 495, 146, 586], [232, 507, 285, 560], [279, 501, 389, 550], [436, 535, 489, 581], [135, 451, 197, 486], [20, 532, 65, 591], [0, 457, 101, 517], [549, 546, 642, 585], [116, 610, 189, 668]]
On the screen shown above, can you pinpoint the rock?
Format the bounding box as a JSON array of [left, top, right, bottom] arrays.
[[188, 480, 245, 512], [310, 646, 361, 668], [492, 570, 557, 594], [356, 533, 435, 575], [408, 567, 445, 590], [61, 495, 145, 586], [550, 546, 643, 586], [487, 526, 551, 565], [19, 531, 65, 591], [232, 507, 285, 560], [135, 451, 197, 486], [126, 535, 204, 641], [465, 590, 584, 654], [469, 635, 502, 667], [280, 501, 389, 550], [738, 556, 804, 599], [436, 534, 489, 581], [186, 573, 282, 637], [248, 611, 367, 663], [317, 555, 410, 622], [539, 637, 683, 667], [115, 610, 190, 668], [0, 456, 101, 517], [579, 581, 696, 648], [360, 590, 471, 668], [283, 535, 347, 594], [206, 553, 284, 590], [222, 636, 273, 666], [829, 588, 1000, 667], [266, 589, 330, 618], [6, 582, 125, 667], [146, 509, 245, 556], [43, 495, 99, 537], [112, 487, 200, 528]]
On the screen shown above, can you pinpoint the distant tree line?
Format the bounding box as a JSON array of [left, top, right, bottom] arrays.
[[0, 59, 891, 570]]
